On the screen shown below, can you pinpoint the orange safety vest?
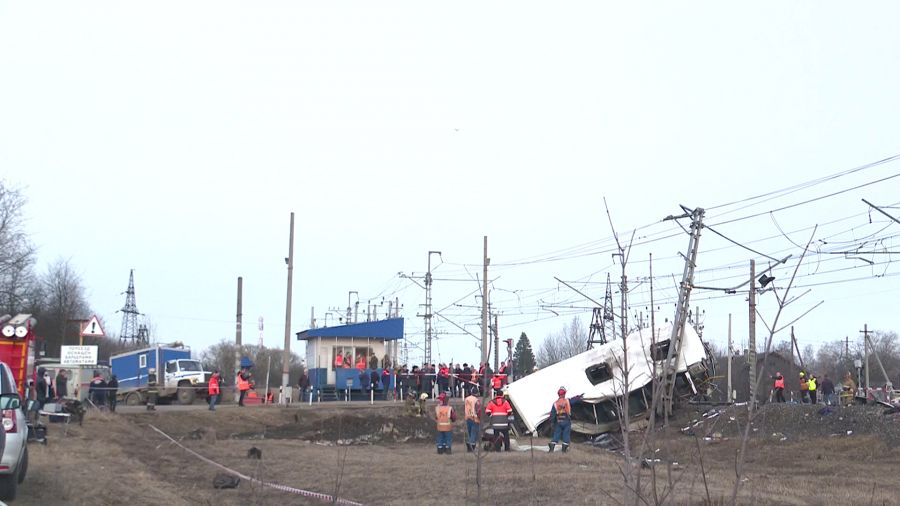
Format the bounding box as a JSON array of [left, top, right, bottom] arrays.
[[237, 373, 250, 391], [208, 375, 220, 396], [335, 354, 344, 368], [356, 358, 366, 370], [800, 378, 808, 391], [554, 398, 571, 421], [492, 375, 502, 389], [774, 377, 785, 389], [464, 395, 480, 422], [436, 405, 453, 432]]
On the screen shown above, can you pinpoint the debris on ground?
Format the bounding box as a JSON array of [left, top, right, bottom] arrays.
[[684, 403, 900, 446], [212, 473, 240, 489]]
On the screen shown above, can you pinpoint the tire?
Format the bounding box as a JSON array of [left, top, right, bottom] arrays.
[[17, 447, 27, 484], [177, 383, 196, 405], [0, 472, 18, 501], [124, 392, 143, 406]]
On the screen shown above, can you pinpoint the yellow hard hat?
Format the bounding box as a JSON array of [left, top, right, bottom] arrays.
[[799, 372, 805, 377]]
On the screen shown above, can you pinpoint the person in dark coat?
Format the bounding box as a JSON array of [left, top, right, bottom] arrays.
[[107, 375, 119, 412], [36, 368, 52, 411], [820, 375, 836, 406], [55, 369, 69, 400], [370, 369, 380, 396], [89, 371, 107, 408]]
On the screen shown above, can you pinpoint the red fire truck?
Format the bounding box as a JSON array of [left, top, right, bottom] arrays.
[[0, 315, 37, 397]]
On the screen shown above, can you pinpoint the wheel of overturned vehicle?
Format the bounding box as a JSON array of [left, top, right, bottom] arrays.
[[0, 470, 18, 501], [17, 447, 27, 484], [124, 392, 143, 406], [177, 383, 196, 405]]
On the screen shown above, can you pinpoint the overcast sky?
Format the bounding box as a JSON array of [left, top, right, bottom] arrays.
[[2, 2, 899, 367]]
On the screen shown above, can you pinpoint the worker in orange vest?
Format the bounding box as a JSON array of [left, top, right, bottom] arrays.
[[208, 370, 221, 411], [484, 391, 513, 451], [334, 352, 344, 369], [435, 392, 457, 454], [549, 386, 572, 452], [773, 372, 786, 403], [491, 374, 503, 396], [236, 369, 251, 407], [464, 386, 481, 452], [799, 371, 809, 404]]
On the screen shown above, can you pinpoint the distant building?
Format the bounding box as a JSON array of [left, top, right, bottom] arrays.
[[296, 318, 403, 389]]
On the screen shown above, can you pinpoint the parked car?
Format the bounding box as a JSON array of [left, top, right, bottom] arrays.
[[0, 361, 28, 501]]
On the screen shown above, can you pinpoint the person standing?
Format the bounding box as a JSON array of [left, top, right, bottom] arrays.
[[298, 370, 310, 403], [799, 372, 809, 403], [208, 370, 221, 411], [36, 368, 52, 412], [90, 370, 107, 408], [55, 369, 69, 400], [464, 386, 481, 452], [107, 375, 119, 412], [380, 368, 391, 400], [549, 386, 572, 453], [435, 392, 457, 454], [773, 372, 786, 403], [841, 371, 857, 406], [236, 368, 251, 407], [808, 373, 818, 404], [484, 391, 513, 451], [820, 375, 835, 406]]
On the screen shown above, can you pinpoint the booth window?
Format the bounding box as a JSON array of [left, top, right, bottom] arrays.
[[139, 354, 147, 368]]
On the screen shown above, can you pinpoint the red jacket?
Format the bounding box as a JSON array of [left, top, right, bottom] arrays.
[[208, 374, 220, 396]]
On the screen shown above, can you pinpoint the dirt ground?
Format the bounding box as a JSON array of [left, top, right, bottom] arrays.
[[12, 400, 900, 505]]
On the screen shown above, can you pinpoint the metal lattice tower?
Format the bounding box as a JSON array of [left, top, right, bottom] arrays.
[[119, 269, 144, 344]]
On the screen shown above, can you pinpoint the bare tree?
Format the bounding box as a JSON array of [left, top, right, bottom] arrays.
[[0, 181, 38, 314], [200, 340, 305, 387], [536, 316, 587, 367], [36, 258, 91, 356]]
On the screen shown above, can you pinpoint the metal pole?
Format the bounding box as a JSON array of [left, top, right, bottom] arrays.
[[481, 236, 490, 367], [864, 323, 870, 391], [235, 276, 243, 402], [493, 314, 499, 371], [727, 313, 732, 403], [281, 212, 295, 406], [265, 355, 271, 404], [748, 260, 757, 407]]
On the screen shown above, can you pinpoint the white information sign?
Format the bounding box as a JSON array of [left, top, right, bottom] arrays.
[[61, 345, 99, 366]]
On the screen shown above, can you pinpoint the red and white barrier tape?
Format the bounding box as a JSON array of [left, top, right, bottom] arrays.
[[148, 424, 364, 505]]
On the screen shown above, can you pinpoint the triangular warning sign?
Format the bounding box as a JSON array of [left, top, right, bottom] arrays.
[[80, 315, 106, 338]]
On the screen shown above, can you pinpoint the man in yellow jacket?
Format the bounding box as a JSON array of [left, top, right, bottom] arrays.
[[807, 374, 818, 404]]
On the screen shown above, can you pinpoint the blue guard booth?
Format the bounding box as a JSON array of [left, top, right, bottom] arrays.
[[296, 318, 403, 399]]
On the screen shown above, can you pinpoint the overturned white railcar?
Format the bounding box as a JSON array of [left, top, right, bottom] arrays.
[[507, 323, 715, 435]]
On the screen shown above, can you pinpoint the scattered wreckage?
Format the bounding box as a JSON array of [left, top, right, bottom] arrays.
[[507, 323, 716, 436]]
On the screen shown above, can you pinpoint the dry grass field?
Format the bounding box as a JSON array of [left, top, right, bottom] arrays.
[[12, 401, 900, 505]]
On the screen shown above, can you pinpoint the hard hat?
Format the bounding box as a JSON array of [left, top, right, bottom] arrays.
[[558, 386, 567, 395], [799, 372, 805, 377], [419, 392, 429, 400], [438, 392, 447, 402]]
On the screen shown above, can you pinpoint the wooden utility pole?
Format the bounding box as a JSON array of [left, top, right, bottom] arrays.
[[727, 313, 732, 403], [281, 212, 295, 405], [481, 236, 490, 367], [748, 260, 757, 406]]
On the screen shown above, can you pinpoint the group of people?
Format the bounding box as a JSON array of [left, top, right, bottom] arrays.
[[772, 370, 852, 405], [428, 384, 579, 455], [394, 361, 510, 400]]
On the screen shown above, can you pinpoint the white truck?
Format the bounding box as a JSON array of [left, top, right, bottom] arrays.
[[111, 344, 211, 405]]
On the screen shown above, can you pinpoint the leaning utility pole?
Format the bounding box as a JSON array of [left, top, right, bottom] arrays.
[[861, 323, 871, 391], [481, 236, 490, 367], [280, 212, 295, 405], [748, 260, 757, 406], [659, 206, 705, 417]]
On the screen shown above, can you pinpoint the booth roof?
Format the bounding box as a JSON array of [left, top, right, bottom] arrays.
[[295, 318, 404, 341]]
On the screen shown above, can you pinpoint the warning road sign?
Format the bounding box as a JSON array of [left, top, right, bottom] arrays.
[[80, 315, 106, 338]]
